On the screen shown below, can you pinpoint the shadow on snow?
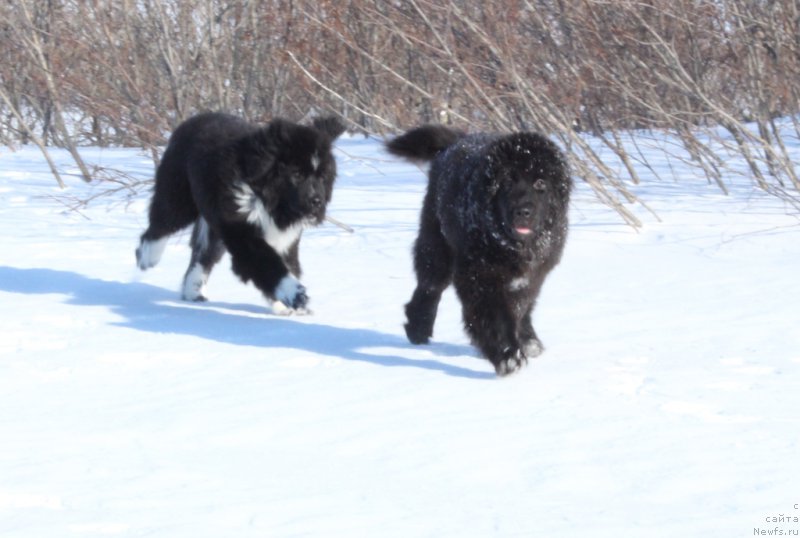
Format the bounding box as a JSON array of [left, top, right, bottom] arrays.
[[0, 266, 491, 380]]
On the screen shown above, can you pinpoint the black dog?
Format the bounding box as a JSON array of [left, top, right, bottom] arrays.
[[386, 125, 571, 375], [136, 112, 346, 313]]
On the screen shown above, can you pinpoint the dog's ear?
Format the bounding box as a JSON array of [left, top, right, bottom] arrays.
[[311, 116, 347, 141]]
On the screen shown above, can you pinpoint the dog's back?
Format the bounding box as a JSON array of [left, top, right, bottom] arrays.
[[156, 113, 252, 186]]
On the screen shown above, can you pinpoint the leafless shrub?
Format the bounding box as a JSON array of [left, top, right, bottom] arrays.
[[1, 0, 798, 225]]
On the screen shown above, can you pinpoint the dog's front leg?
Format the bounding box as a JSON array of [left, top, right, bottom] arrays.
[[220, 222, 309, 314], [454, 267, 526, 376]]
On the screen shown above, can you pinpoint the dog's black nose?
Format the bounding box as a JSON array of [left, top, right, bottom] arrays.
[[310, 195, 323, 209], [515, 207, 532, 219]]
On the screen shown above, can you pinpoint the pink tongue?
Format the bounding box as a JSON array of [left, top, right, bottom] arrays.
[[515, 227, 532, 235]]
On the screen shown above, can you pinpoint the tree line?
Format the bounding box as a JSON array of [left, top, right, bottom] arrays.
[[1, 0, 798, 223]]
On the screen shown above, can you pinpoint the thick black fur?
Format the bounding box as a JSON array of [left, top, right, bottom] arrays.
[[386, 125, 571, 376], [136, 112, 346, 312]]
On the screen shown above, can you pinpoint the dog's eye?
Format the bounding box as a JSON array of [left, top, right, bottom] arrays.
[[533, 179, 546, 191], [290, 171, 303, 184]]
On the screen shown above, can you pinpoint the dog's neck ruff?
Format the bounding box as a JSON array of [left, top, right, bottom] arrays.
[[232, 181, 305, 255]]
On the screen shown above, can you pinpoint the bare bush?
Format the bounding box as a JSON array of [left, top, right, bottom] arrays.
[[1, 0, 798, 224]]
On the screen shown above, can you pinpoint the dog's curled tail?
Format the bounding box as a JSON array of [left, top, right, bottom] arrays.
[[385, 125, 464, 163]]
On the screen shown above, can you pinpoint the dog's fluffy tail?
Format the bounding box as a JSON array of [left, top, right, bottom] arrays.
[[385, 125, 464, 163]]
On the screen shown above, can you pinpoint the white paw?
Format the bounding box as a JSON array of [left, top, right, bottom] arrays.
[[271, 300, 312, 316], [136, 237, 168, 270], [274, 275, 309, 310], [181, 263, 208, 301], [523, 338, 544, 358], [495, 350, 528, 376]]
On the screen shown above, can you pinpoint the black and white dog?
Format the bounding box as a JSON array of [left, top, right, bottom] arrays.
[[387, 125, 571, 375], [136, 112, 346, 313]]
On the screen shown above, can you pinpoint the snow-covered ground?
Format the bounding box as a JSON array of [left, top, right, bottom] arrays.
[[1, 133, 798, 537]]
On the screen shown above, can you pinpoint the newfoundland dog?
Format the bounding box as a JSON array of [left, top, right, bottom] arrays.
[[136, 112, 346, 314], [386, 125, 571, 375]]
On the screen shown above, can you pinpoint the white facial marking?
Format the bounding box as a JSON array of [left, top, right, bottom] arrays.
[[311, 152, 320, 172], [182, 263, 207, 301], [509, 276, 529, 291], [232, 181, 306, 255], [137, 237, 168, 269]]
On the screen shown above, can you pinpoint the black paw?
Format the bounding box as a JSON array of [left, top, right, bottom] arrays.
[[404, 321, 431, 345]]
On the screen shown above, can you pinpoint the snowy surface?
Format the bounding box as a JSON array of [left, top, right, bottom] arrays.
[[1, 134, 799, 537]]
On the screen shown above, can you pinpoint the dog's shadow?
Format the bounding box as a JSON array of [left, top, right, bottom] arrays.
[[0, 266, 491, 380]]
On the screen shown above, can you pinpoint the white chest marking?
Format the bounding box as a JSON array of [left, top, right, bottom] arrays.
[[509, 276, 529, 291], [264, 220, 304, 255], [232, 181, 305, 255]]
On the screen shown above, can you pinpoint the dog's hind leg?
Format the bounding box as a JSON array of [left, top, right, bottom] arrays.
[[137, 208, 198, 269], [136, 162, 198, 270], [404, 193, 453, 344], [136, 233, 170, 270], [181, 218, 226, 301]]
